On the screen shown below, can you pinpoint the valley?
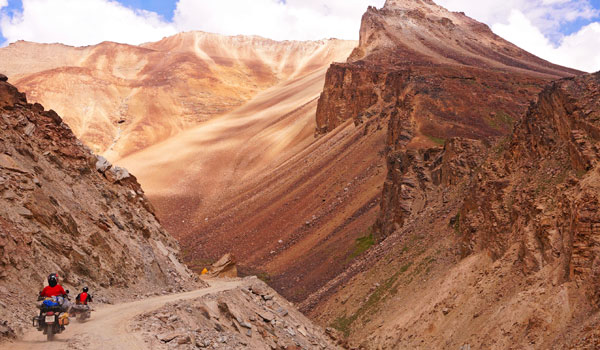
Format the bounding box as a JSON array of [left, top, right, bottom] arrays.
[[1, 0, 600, 348]]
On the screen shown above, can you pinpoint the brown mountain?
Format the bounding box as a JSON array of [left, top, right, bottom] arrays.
[[0, 33, 356, 160], [316, 0, 579, 239], [0, 1, 592, 347]]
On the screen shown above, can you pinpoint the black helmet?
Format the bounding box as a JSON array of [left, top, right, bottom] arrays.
[[82, 287, 88, 293], [48, 273, 58, 287]]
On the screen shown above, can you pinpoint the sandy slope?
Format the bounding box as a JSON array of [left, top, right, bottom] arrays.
[[118, 65, 329, 201], [1, 29, 375, 304], [0, 33, 355, 160], [118, 63, 388, 302], [0, 280, 241, 350]]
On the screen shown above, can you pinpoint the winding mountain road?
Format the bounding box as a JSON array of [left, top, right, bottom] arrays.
[[1, 280, 241, 350]]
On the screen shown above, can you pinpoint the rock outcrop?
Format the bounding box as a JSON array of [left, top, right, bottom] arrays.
[[0, 78, 196, 337], [316, 0, 579, 240], [462, 71, 600, 289], [208, 253, 238, 278], [132, 278, 340, 349]]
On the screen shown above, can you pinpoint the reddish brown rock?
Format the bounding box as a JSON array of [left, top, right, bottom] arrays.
[[0, 80, 26, 108]]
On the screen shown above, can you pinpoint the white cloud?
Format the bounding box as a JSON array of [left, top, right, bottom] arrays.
[[436, 0, 600, 72], [437, 0, 597, 38], [0, 0, 7, 10], [172, 0, 386, 41], [492, 10, 600, 72], [0, 0, 385, 46], [0, 0, 177, 46]]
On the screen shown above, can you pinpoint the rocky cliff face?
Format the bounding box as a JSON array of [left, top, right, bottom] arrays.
[[306, 72, 600, 350], [305, 1, 600, 348], [462, 71, 600, 297], [0, 78, 196, 338], [316, 0, 579, 240]]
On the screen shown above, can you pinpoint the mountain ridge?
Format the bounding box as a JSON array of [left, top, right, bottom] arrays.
[[0, 32, 356, 161]]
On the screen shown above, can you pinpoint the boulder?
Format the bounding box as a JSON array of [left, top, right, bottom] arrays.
[[0, 320, 15, 339], [95, 156, 112, 173], [0, 154, 30, 174], [105, 166, 130, 183], [42, 109, 62, 125], [157, 331, 185, 343], [208, 253, 237, 278], [0, 81, 26, 108]]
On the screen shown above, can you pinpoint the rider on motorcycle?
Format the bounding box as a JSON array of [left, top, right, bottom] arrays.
[[37, 273, 70, 330], [76, 287, 92, 305], [39, 273, 66, 298]]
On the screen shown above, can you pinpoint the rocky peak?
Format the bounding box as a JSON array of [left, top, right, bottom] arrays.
[[349, 0, 579, 78]]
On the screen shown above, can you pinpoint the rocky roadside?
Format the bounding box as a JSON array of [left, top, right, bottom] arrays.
[[132, 277, 340, 350]]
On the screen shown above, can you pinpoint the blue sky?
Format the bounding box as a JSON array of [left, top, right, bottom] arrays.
[[117, 0, 176, 20], [558, 0, 600, 35], [0, 0, 599, 72], [1, 0, 599, 42]]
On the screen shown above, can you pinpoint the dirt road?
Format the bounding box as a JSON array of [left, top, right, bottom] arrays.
[[1, 280, 241, 350]]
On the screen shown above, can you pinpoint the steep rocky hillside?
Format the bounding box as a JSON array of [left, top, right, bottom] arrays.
[[300, 1, 600, 348], [0, 33, 355, 160], [0, 77, 195, 338], [307, 70, 600, 350]]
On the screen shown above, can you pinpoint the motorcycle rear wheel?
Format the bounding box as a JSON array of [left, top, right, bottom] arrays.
[[46, 325, 54, 341]]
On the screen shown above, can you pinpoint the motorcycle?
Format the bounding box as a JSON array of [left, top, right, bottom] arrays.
[[70, 302, 92, 322], [32, 291, 70, 341]]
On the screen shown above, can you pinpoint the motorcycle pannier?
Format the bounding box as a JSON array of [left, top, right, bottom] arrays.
[[58, 313, 69, 326]]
